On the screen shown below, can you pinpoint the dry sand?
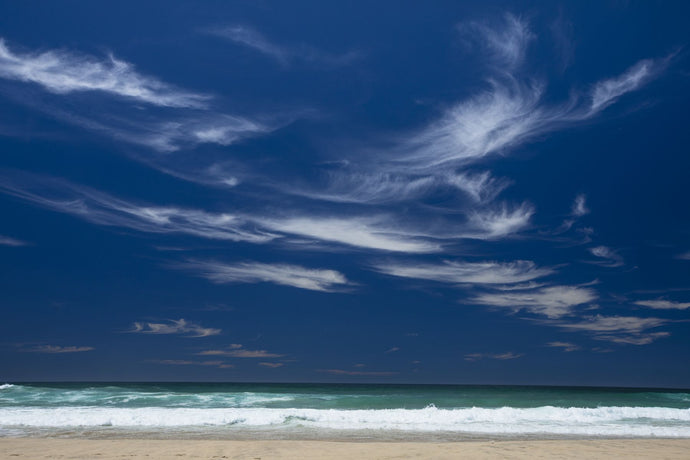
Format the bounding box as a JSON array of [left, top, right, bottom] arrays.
[[1, 438, 689, 459]]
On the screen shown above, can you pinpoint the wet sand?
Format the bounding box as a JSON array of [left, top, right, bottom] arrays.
[[1, 438, 690, 459]]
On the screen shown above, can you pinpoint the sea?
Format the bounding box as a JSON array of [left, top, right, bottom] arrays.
[[1, 383, 689, 440]]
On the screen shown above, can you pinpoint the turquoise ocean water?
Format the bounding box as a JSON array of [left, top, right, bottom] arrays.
[[1, 383, 689, 439]]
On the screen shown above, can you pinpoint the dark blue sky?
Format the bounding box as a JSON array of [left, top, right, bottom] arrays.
[[1, 1, 689, 386]]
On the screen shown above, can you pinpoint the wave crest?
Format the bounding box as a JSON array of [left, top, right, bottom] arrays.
[[1, 406, 690, 437]]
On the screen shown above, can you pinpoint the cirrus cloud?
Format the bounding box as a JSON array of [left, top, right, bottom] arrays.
[[0, 38, 210, 108], [172, 259, 351, 292], [130, 318, 221, 337]]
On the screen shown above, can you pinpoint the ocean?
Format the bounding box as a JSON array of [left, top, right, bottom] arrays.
[[1, 383, 689, 440]]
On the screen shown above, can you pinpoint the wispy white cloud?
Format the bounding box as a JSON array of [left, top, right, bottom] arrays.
[[494, 281, 548, 291], [284, 169, 510, 207], [464, 351, 523, 361], [397, 58, 663, 174], [259, 216, 442, 253], [6, 173, 529, 250], [289, 49, 664, 209], [676, 251, 690, 261], [265, 196, 530, 250], [590, 59, 664, 112], [468, 285, 598, 318], [571, 194, 589, 217], [130, 318, 221, 337], [397, 80, 550, 172], [0, 173, 277, 243], [0, 234, 28, 246], [199, 344, 283, 358], [458, 14, 534, 71], [0, 38, 209, 108], [21, 345, 94, 353], [546, 341, 580, 352], [373, 259, 553, 286], [118, 114, 271, 153], [24, 101, 272, 153], [284, 173, 440, 205], [553, 194, 589, 235], [208, 25, 360, 67], [549, 11, 575, 72], [173, 259, 350, 292], [153, 359, 233, 369], [594, 333, 670, 346], [212, 26, 288, 64], [548, 315, 669, 345], [394, 14, 666, 177], [464, 202, 534, 239], [384, 347, 400, 354], [588, 246, 624, 267], [445, 171, 510, 203], [258, 362, 284, 368], [634, 299, 690, 310], [279, 202, 531, 246], [0, 173, 452, 253], [259, 16, 595, 210], [0, 38, 281, 158]]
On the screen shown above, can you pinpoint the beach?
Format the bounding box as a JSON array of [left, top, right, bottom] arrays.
[[1, 438, 690, 459]]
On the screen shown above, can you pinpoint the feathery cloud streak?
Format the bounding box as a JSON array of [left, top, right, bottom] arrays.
[[396, 15, 666, 173], [571, 194, 589, 217], [464, 352, 523, 361], [588, 246, 624, 267], [635, 299, 690, 310], [397, 57, 664, 173], [259, 216, 442, 253], [199, 344, 283, 358], [0, 173, 277, 243], [464, 203, 533, 239], [590, 59, 663, 112], [104, 114, 271, 153], [0, 38, 278, 154], [469, 285, 598, 318], [0, 39, 209, 108], [548, 315, 670, 345], [458, 14, 534, 71], [290, 15, 665, 213], [172, 259, 350, 292], [284, 171, 510, 206], [373, 259, 553, 286], [130, 319, 221, 337], [0, 234, 28, 246], [546, 341, 580, 352], [0, 172, 458, 252], [208, 25, 360, 67], [20, 345, 94, 353], [153, 359, 233, 369]]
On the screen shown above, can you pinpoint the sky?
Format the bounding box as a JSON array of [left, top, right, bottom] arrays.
[[0, 1, 689, 387]]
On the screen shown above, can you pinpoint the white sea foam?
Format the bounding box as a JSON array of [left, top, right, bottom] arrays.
[[1, 406, 690, 437], [0, 386, 298, 408]]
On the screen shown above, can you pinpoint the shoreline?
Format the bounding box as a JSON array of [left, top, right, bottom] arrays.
[[3, 429, 690, 442], [2, 438, 690, 459]]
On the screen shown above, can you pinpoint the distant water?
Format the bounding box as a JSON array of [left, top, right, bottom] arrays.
[[1, 383, 690, 440]]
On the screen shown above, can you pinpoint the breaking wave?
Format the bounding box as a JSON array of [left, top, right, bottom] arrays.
[[1, 405, 690, 437]]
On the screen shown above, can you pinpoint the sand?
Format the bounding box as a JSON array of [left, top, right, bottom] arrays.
[[1, 438, 689, 459]]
